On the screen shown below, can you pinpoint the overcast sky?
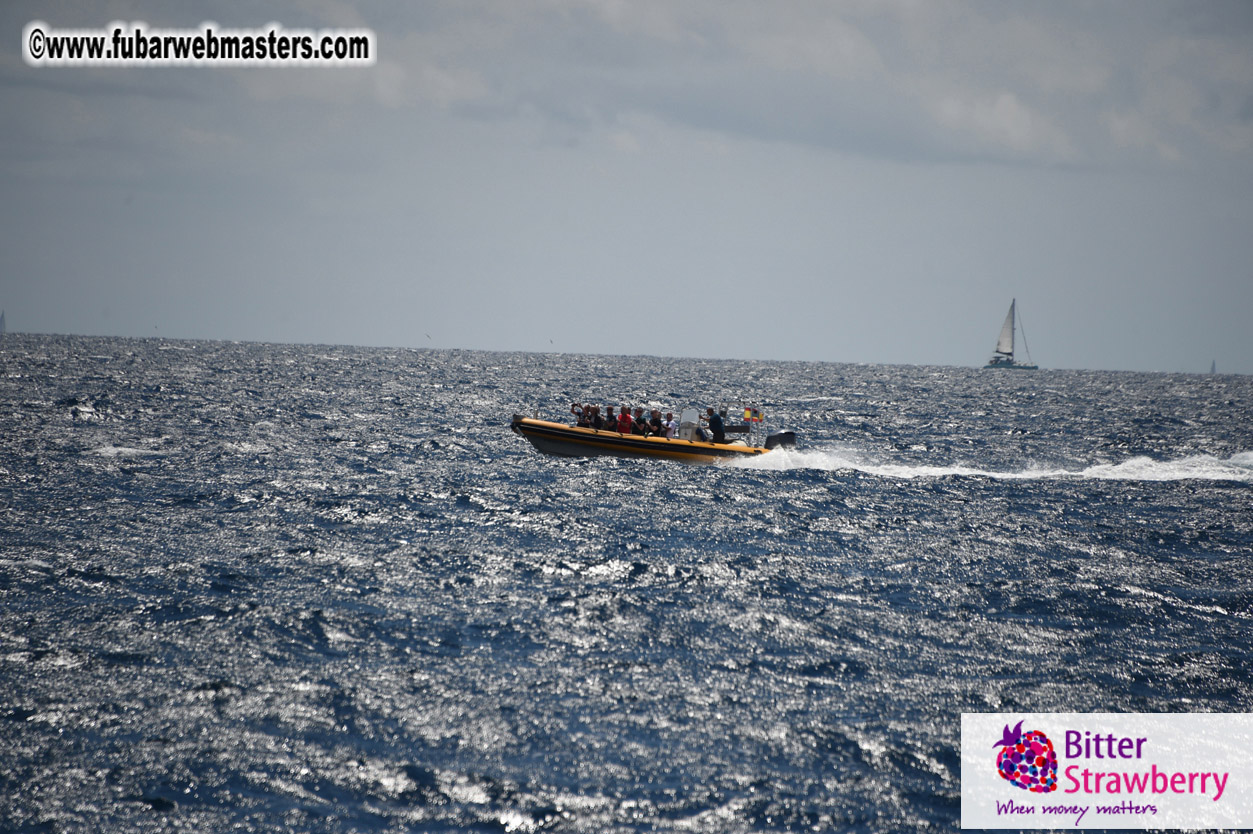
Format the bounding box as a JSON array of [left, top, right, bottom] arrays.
[[3, 1, 1251, 372]]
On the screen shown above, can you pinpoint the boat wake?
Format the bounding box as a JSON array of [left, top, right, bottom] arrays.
[[733, 446, 1253, 483]]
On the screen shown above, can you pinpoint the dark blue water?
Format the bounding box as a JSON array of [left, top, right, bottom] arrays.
[[2, 334, 1251, 832]]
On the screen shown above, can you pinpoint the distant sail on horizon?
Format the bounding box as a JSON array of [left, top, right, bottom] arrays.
[[983, 299, 1037, 370], [995, 301, 1015, 357]]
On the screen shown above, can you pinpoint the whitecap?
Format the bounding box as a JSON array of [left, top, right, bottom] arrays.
[[87, 445, 160, 458]]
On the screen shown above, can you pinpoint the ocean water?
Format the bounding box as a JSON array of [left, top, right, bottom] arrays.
[[1, 334, 1251, 833]]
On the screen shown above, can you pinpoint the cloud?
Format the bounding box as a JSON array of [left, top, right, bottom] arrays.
[[721, 5, 886, 81], [928, 90, 1074, 161], [48, 1, 1233, 172], [374, 1, 1252, 171], [1104, 109, 1181, 163]]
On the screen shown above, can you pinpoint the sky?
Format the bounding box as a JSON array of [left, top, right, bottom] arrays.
[[2, 1, 1252, 373]]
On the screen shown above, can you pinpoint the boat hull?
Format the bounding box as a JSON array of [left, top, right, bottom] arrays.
[[510, 416, 775, 463], [983, 359, 1038, 370]]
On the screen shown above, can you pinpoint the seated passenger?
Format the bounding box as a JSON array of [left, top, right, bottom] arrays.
[[617, 406, 634, 434], [632, 407, 649, 435], [649, 409, 664, 436], [603, 406, 616, 431], [664, 412, 678, 438]]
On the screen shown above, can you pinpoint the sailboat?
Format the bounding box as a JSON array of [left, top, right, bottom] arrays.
[[984, 299, 1037, 370]]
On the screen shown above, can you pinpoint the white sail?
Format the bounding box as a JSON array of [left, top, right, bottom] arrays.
[[994, 300, 1015, 357], [985, 298, 1037, 369]]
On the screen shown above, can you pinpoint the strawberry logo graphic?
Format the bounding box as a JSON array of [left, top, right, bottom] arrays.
[[994, 720, 1058, 793]]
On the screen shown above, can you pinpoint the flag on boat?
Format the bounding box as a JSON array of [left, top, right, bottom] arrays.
[[743, 407, 763, 422]]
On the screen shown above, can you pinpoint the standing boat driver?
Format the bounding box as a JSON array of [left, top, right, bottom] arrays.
[[702, 407, 725, 443]]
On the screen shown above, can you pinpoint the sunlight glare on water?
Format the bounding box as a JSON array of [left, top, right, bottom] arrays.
[[0, 335, 1250, 832]]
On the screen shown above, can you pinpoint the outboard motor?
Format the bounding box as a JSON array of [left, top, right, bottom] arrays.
[[764, 431, 797, 450]]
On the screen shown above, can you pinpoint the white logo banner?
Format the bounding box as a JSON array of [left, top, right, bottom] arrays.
[[961, 713, 1253, 829]]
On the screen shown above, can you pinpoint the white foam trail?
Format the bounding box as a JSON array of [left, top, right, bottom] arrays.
[[733, 445, 1253, 483], [1079, 452, 1253, 482]]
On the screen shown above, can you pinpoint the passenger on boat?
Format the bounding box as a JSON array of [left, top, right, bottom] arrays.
[[703, 407, 726, 443], [589, 405, 604, 430], [617, 406, 634, 434], [603, 406, 616, 431], [648, 409, 664, 436], [571, 403, 585, 427], [664, 412, 677, 438], [632, 407, 650, 435]]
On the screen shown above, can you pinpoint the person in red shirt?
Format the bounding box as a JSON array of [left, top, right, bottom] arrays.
[[617, 406, 634, 434]]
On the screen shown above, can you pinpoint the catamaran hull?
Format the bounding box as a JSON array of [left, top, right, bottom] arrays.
[[510, 416, 791, 464], [983, 360, 1038, 370]]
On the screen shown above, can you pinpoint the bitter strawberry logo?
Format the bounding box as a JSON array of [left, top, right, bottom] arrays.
[[994, 720, 1058, 793]]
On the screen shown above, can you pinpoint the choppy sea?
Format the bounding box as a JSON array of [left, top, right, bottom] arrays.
[[1, 334, 1251, 833]]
